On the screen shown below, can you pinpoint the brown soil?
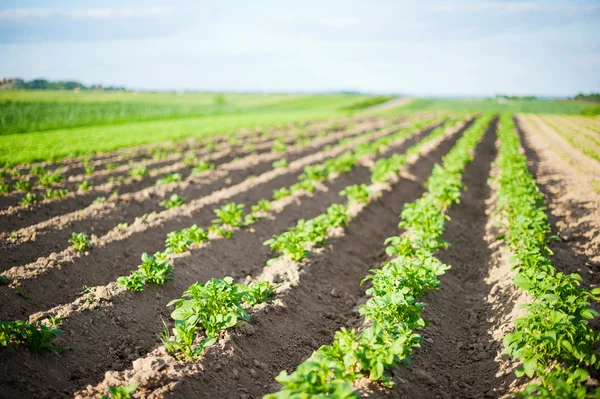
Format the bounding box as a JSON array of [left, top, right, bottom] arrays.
[[0, 118, 376, 232], [0, 122, 400, 321], [4, 112, 596, 399], [0, 117, 456, 399], [0, 120, 391, 271], [75, 116, 465, 399]]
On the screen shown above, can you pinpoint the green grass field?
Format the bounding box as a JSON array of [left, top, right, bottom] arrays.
[[1, 91, 597, 167], [0, 92, 379, 166]]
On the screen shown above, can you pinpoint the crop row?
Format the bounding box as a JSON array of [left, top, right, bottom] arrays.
[[70, 114, 463, 398], [115, 115, 449, 292], [155, 115, 464, 367], [264, 113, 493, 397], [0, 116, 435, 353], [1, 117, 386, 247], [494, 114, 599, 398], [1, 114, 468, 399]]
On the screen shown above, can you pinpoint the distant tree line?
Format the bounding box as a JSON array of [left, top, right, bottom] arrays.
[[0, 77, 125, 91], [574, 93, 600, 102], [494, 94, 538, 101]]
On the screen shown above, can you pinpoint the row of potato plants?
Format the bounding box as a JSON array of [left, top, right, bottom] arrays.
[[151, 116, 455, 361], [262, 115, 467, 264], [0, 122, 366, 352], [115, 117, 446, 291], [0, 114, 442, 357], [264, 113, 493, 398], [494, 114, 600, 398]]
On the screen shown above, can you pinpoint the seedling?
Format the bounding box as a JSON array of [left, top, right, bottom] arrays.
[[15, 179, 32, 192], [156, 173, 182, 185], [164, 277, 276, 359], [106, 162, 117, 171], [69, 232, 90, 252], [17, 288, 32, 301], [93, 196, 106, 204], [108, 176, 125, 184], [213, 203, 246, 227], [101, 385, 138, 399], [0, 320, 63, 352], [20, 192, 38, 206], [273, 187, 291, 200], [117, 252, 173, 291], [251, 199, 272, 214], [84, 165, 95, 175], [340, 184, 370, 204], [78, 180, 91, 191], [192, 161, 215, 175], [159, 194, 184, 209], [272, 139, 287, 153], [272, 159, 289, 169], [47, 315, 64, 327], [30, 165, 45, 176], [183, 154, 197, 167], [0, 183, 9, 194], [129, 165, 148, 179], [38, 172, 64, 186], [43, 188, 68, 200]]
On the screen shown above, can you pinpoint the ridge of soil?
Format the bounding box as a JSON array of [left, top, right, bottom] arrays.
[[0, 120, 392, 270], [76, 116, 464, 399], [0, 120, 459, 399], [0, 119, 385, 232]]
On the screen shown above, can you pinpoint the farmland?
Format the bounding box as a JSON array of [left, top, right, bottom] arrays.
[[0, 93, 599, 399]]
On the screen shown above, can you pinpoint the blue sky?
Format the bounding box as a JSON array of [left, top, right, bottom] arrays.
[[0, 0, 599, 96]]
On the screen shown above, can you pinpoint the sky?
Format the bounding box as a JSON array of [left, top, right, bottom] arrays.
[[0, 0, 599, 96]]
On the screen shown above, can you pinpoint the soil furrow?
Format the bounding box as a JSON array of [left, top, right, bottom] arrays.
[[76, 120, 465, 399], [0, 120, 391, 270], [0, 121, 416, 319], [0, 121, 453, 399], [359, 119, 502, 399]]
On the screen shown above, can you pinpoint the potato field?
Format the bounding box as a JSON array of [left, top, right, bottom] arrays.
[[1, 102, 599, 399]]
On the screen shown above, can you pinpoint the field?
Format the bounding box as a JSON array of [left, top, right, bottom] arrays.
[[0, 94, 599, 399]]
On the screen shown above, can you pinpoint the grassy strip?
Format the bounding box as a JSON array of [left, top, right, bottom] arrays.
[[495, 114, 600, 398], [0, 96, 370, 166], [264, 114, 493, 398], [0, 93, 364, 135]]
